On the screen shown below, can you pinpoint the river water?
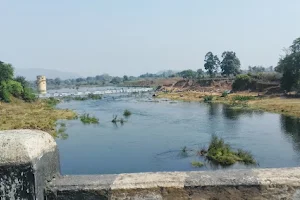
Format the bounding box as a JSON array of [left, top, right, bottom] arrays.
[[55, 90, 300, 175]]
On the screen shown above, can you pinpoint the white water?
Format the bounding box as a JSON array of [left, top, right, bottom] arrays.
[[38, 87, 154, 98]]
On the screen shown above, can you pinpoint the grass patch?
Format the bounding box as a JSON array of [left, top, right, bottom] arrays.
[[123, 109, 132, 117], [191, 161, 204, 168], [80, 113, 99, 124], [203, 95, 213, 102], [0, 98, 77, 137], [232, 95, 255, 101], [206, 135, 256, 166]]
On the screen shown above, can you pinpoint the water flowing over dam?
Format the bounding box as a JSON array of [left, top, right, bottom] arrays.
[[38, 87, 154, 98]]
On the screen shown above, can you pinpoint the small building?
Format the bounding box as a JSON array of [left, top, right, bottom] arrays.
[[37, 75, 47, 94]]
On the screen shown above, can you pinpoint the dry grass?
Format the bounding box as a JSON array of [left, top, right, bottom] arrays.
[[0, 98, 77, 137], [157, 91, 300, 117], [157, 91, 257, 102], [248, 98, 300, 117]]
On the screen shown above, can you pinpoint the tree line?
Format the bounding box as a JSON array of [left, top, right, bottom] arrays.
[[2, 36, 299, 95], [0, 62, 36, 102]]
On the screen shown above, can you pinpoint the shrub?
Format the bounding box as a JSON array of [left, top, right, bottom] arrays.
[[232, 74, 252, 91], [191, 161, 204, 168], [221, 91, 229, 97], [6, 80, 23, 98], [80, 113, 99, 124], [22, 87, 37, 102], [203, 95, 213, 102], [123, 109, 132, 117], [0, 82, 11, 103]]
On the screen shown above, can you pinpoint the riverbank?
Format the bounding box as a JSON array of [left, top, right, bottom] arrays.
[[0, 98, 77, 137], [157, 91, 300, 118]]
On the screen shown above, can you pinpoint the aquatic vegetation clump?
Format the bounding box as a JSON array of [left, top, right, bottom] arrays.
[[191, 161, 204, 168], [87, 93, 102, 100], [63, 94, 102, 101], [178, 146, 189, 158], [181, 146, 187, 153], [207, 135, 256, 166], [80, 113, 99, 124], [112, 115, 126, 124], [123, 109, 132, 117]]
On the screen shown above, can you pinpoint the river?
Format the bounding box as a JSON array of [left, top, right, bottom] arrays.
[[55, 89, 300, 175]]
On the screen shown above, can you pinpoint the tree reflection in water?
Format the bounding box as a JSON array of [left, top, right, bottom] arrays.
[[222, 105, 263, 120], [280, 115, 300, 151]]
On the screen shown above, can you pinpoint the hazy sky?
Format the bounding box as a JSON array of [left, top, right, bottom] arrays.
[[1, 0, 300, 77]]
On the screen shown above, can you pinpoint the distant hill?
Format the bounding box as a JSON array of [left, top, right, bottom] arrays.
[[15, 68, 81, 81]]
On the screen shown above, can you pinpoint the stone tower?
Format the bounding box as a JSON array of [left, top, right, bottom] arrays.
[[37, 75, 47, 94]]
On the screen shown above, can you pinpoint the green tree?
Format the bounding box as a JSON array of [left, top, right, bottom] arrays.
[[6, 80, 23, 98], [220, 51, 241, 76], [22, 87, 37, 102], [204, 52, 220, 77], [15, 76, 29, 88], [54, 78, 61, 86], [232, 74, 252, 91], [123, 75, 129, 81], [110, 77, 122, 84], [0, 61, 14, 82], [178, 70, 197, 79], [276, 37, 300, 91], [248, 66, 265, 73], [0, 61, 36, 102], [0, 81, 11, 102], [197, 69, 205, 78]]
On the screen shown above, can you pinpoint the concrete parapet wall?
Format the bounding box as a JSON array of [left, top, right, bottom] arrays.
[[46, 168, 300, 200], [0, 130, 60, 200]]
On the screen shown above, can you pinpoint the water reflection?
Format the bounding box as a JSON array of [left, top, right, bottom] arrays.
[[207, 103, 219, 117], [222, 105, 263, 120], [280, 115, 300, 150]]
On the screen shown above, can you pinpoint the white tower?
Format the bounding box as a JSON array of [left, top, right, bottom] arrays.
[[37, 75, 47, 94]]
